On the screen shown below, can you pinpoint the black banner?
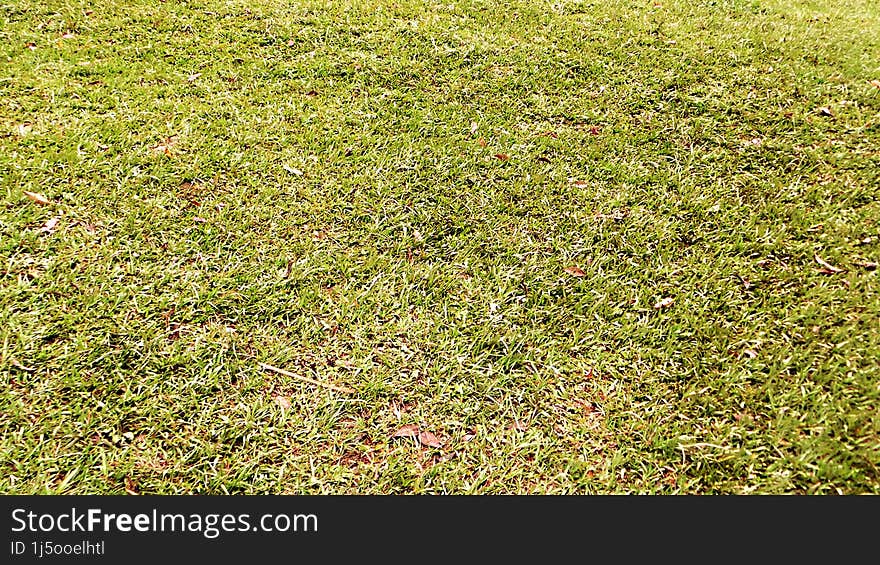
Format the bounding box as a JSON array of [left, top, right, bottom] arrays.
[[1, 496, 874, 561]]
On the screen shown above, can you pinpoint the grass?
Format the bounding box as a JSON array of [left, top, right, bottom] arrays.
[[1, 0, 878, 494]]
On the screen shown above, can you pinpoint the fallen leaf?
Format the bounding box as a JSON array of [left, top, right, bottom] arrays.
[[178, 179, 200, 193], [508, 420, 528, 432], [814, 254, 845, 274], [275, 396, 291, 409], [818, 106, 834, 117], [477, 137, 487, 147], [283, 164, 303, 176], [574, 399, 595, 414], [653, 297, 674, 309], [570, 180, 589, 188], [589, 125, 601, 135], [870, 80, 880, 89], [40, 217, 61, 234], [305, 89, 318, 97], [23, 191, 51, 205], [391, 424, 419, 438], [564, 266, 587, 277], [418, 430, 442, 448], [85, 10, 93, 16], [494, 153, 509, 161], [151, 135, 178, 156]]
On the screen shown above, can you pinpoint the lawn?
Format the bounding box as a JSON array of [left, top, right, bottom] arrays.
[[1, 0, 878, 494]]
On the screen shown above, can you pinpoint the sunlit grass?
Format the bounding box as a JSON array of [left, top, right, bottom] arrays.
[[1, 0, 878, 493]]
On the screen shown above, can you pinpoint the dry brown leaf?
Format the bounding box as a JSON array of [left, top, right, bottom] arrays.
[[275, 396, 291, 409], [654, 297, 674, 309], [151, 135, 178, 155], [418, 430, 442, 448], [40, 217, 61, 234], [23, 191, 51, 205], [564, 266, 587, 277], [477, 137, 487, 147], [508, 420, 528, 432], [124, 477, 138, 495], [814, 254, 845, 274], [391, 424, 419, 438], [574, 399, 595, 414], [495, 153, 509, 161]]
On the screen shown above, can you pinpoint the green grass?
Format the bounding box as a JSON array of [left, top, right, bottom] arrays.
[[1, 0, 878, 494]]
